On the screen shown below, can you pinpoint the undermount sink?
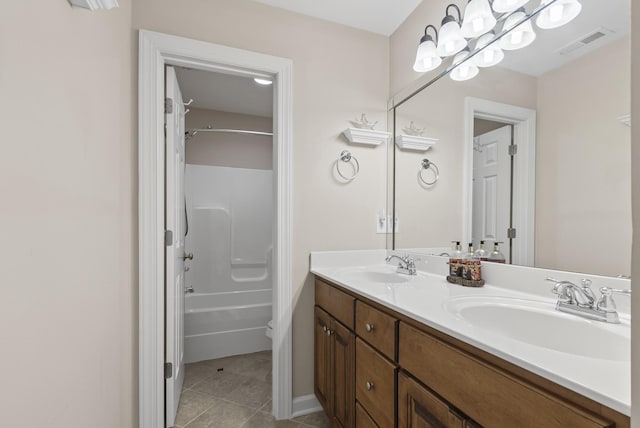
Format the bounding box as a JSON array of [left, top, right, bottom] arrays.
[[443, 296, 630, 362], [338, 266, 409, 284]]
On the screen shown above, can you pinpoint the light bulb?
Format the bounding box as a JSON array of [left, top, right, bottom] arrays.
[[549, 3, 564, 22], [484, 50, 495, 63], [511, 31, 523, 45]]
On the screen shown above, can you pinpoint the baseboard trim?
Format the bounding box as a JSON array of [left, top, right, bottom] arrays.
[[291, 394, 322, 418]]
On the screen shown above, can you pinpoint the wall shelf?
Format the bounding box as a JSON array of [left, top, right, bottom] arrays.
[[343, 128, 391, 146], [395, 135, 439, 151]]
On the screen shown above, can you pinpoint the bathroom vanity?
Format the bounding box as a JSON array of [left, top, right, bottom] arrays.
[[311, 251, 630, 428]]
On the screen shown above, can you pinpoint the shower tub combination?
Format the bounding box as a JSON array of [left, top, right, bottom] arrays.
[[184, 165, 273, 363]]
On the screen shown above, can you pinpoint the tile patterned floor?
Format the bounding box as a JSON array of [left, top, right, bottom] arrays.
[[174, 351, 331, 428]]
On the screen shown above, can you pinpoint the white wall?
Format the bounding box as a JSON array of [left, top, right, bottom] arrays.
[[133, 0, 390, 397], [0, 2, 135, 427]]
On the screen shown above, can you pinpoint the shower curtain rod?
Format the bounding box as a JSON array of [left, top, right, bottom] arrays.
[[189, 127, 273, 137]]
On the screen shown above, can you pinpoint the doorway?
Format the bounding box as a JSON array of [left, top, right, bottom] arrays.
[[138, 30, 293, 428], [463, 97, 536, 267]]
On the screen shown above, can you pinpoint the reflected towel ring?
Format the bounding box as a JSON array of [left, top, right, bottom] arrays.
[[336, 150, 360, 181], [419, 158, 439, 185]]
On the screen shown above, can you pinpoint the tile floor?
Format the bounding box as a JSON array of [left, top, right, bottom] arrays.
[[175, 351, 331, 428]]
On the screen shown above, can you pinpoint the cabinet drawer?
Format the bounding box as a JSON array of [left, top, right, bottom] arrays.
[[398, 322, 614, 428], [356, 300, 397, 360], [355, 402, 379, 428], [355, 338, 396, 428], [316, 278, 355, 330]]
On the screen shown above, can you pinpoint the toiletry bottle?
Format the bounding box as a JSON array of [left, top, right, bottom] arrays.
[[462, 243, 475, 279], [474, 240, 488, 261], [487, 242, 506, 263], [449, 241, 464, 277]]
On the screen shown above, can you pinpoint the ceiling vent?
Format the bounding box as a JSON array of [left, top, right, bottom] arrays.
[[556, 27, 615, 56]]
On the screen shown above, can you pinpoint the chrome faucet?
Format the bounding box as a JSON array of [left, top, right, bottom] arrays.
[[385, 254, 417, 275], [546, 277, 631, 324]]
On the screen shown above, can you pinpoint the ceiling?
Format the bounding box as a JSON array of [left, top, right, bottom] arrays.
[[175, 0, 629, 117], [250, 0, 423, 36]]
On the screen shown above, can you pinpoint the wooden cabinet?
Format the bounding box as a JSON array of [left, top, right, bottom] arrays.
[[314, 277, 629, 428], [315, 280, 356, 428]]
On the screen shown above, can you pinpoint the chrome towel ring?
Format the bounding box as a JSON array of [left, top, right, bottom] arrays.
[[419, 158, 439, 185], [336, 150, 360, 181]]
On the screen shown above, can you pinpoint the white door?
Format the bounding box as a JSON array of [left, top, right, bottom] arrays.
[[472, 125, 511, 258], [165, 66, 186, 427]]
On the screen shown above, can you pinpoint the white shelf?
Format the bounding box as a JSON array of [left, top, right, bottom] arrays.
[[343, 128, 391, 146], [395, 134, 439, 151]]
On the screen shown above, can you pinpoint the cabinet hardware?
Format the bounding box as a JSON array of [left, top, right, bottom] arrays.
[[365, 323, 374, 332], [322, 325, 328, 332], [365, 381, 374, 391]]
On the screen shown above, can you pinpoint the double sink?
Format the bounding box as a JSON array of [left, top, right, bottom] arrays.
[[335, 264, 630, 363]]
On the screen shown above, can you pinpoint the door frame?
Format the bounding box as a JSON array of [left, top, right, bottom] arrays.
[[138, 30, 293, 427], [463, 97, 536, 266]]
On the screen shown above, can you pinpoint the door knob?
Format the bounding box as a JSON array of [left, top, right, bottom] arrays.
[[183, 252, 194, 260]]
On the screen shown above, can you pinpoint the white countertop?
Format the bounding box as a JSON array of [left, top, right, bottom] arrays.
[[310, 250, 631, 416]]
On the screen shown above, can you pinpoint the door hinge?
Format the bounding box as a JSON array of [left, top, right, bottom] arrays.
[[165, 230, 173, 246], [165, 97, 173, 114], [164, 362, 173, 379], [509, 144, 518, 156], [507, 228, 517, 239]]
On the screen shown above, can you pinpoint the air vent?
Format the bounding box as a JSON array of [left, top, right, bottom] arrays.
[[556, 27, 615, 56]]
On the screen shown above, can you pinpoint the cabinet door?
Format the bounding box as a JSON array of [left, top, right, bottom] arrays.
[[356, 402, 379, 428], [315, 306, 333, 414], [398, 371, 466, 428], [332, 319, 355, 428]]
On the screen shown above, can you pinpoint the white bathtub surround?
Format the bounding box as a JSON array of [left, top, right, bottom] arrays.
[[184, 165, 273, 362], [310, 249, 631, 415]]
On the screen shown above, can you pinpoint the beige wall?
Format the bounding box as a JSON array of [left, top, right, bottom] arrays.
[[535, 38, 631, 276], [0, 2, 136, 427], [185, 107, 273, 170], [631, 1, 639, 425], [133, 0, 390, 397]]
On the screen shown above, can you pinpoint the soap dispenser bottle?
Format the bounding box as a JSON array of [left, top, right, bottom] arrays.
[[487, 242, 506, 263], [449, 241, 464, 277], [474, 240, 488, 261]]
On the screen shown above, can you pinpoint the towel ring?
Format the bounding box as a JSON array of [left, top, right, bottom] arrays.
[[336, 150, 360, 181], [419, 159, 439, 185]]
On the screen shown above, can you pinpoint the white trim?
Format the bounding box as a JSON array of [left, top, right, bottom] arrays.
[[291, 394, 323, 418], [463, 97, 536, 266], [138, 30, 293, 427]]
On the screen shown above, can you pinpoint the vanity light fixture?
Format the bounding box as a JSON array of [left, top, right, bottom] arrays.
[[413, 25, 443, 72], [500, 8, 537, 50], [254, 78, 273, 85], [68, 0, 119, 10], [450, 48, 479, 81], [460, 0, 497, 38], [536, 0, 582, 29], [473, 31, 504, 67], [491, 0, 530, 13], [411, 0, 582, 82], [436, 4, 468, 57]]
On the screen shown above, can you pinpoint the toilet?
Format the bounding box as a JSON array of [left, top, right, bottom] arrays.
[[265, 319, 273, 339]]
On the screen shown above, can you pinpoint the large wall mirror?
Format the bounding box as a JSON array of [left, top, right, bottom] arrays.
[[390, 0, 630, 277]]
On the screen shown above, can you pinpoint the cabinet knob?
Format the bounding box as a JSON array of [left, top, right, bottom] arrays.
[[322, 325, 327, 333], [365, 381, 374, 391], [365, 323, 374, 332], [327, 329, 334, 336]]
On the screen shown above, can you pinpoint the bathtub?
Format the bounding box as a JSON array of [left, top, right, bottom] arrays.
[[184, 289, 273, 363]]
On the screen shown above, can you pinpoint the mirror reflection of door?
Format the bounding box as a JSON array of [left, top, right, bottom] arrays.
[[472, 121, 512, 263]]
